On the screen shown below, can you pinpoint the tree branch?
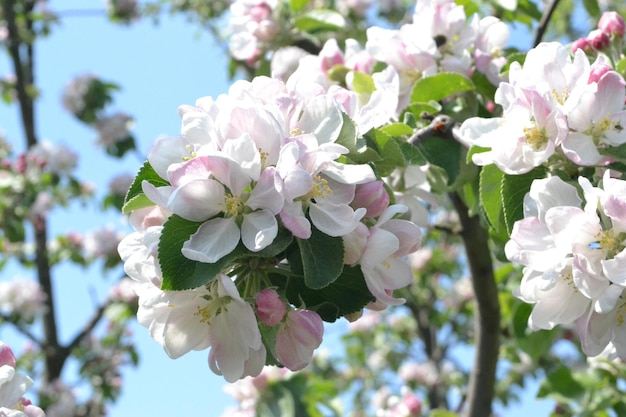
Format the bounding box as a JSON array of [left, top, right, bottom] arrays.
[[533, 0, 562, 47], [4, 0, 64, 382], [0, 314, 43, 346], [408, 116, 500, 416], [449, 192, 500, 417]]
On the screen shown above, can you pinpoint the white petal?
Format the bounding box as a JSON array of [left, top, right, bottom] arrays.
[[241, 210, 278, 252], [182, 218, 240, 263], [168, 179, 225, 222]]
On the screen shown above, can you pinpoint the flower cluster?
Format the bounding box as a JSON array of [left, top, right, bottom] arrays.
[[61, 74, 136, 157], [119, 73, 423, 381], [0, 279, 47, 323], [461, 40, 626, 174], [283, 0, 509, 113], [573, 11, 625, 55], [0, 341, 45, 417], [229, 0, 279, 63], [505, 174, 626, 359]]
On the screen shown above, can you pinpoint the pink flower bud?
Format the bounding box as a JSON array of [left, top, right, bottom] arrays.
[[598, 11, 625, 38], [588, 63, 614, 84], [572, 37, 592, 54], [0, 342, 17, 368], [255, 288, 286, 327], [588, 29, 610, 50], [403, 393, 422, 416], [352, 181, 390, 218], [275, 309, 324, 371]]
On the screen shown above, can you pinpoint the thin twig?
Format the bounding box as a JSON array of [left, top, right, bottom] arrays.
[[534, 0, 563, 47], [0, 314, 43, 345]]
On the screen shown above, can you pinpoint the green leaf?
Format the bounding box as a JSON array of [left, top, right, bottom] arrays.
[[398, 139, 428, 166], [582, 0, 600, 18], [411, 73, 475, 104], [380, 122, 414, 137], [365, 129, 405, 176], [277, 265, 375, 322], [501, 166, 548, 235], [479, 164, 506, 237], [413, 135, 475, 190], [538, 365, 586, 402], [616, 57, 626, 79], [159, 215, 293, 290], [296, 226, 344, 289], [403, 101, 442, 120], [335, 113, 358, 154], [122, 161, 170, 213], [290, 0, 310, 12], [599, 142, 626, 164], [351, 72, 376, 95], [430, 411, 460, 417], [294, 10, 345, 33], [158, 215, 224, 290]]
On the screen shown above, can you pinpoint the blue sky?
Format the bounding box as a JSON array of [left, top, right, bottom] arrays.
[[0, 1, 557, 416]]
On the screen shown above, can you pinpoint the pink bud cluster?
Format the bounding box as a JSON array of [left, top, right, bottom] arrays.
[[573, 11, 625, 54]]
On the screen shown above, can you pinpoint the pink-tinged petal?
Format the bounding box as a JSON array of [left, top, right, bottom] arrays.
[[603, 194, 626, 225], [275, 310, 324, 371], [221, 134, 262, 181], [163, 309, 210, 359], [363, 227, 399, 263], [147, 136, 191, 180], [182, 217, 240, 263], [505, 218, 557, 269], [572, 250, 610, 299], [168, 178, 225, 222], [527, 279, 590, 330], [379, 219, 422, 256], [282, 166, 313, 201], [561, 132, 602, 165], [322, 161, 376, 184], [205, 155, 251, 197], [296, 95, 343, 144], [280, 201, 311, 239], [141, 181, 172, 207], [167, 156, 211, 188], [602, 250, 626, 286], [179, 106, 220, 146], [256, 289, 286, 327], [241, 210, 278, 252], [247, 167, 284, 214], [0, 344, 16, 368], [545, 206, 596, 253], [309, 201, 364, 237], [577, 309, 613, 357]]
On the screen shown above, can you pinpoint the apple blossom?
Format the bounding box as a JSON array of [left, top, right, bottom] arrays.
[[275, 309, 324, 371], [255, 288, 285, 327], [0, 342, 45, 417], [598, 11, 625, 38], [0, 279, 47, 322]]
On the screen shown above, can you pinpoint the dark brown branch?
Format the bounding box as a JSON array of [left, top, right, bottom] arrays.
[[405, 300, 449, 410], [533, 0, 562, 47], [449, 193, 500, 417], [408, 117, 500, 416], [4, 0, 64, 382]]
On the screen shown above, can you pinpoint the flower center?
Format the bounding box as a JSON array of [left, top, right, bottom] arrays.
[[182, 144, 197, 161], [588, 115, 624, 144], [306, 175, 332, 201], [224, 193, 245, 217], [523, 125, 549, 151], [595, 229, 626, 259], [551, 88, 569, 105]]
